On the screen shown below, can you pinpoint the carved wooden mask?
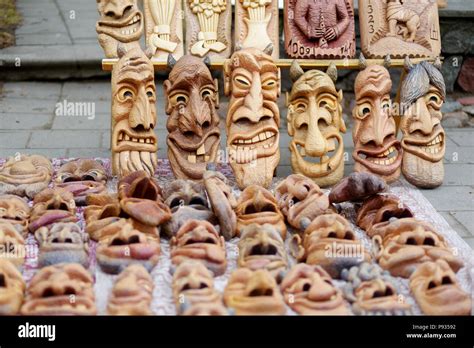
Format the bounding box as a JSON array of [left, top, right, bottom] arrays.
[[96, 0, 143, 58], [0, 154, 52, 199], [0, 195, 30, 237], [284, 0, 356, 58], [410, 260, 471, 316], [21, 263, 96, 315], [112, 48, 158, 177], [359, 0, 441, 58], [371, 218, 463, 278], [329, 172, 387, 204], [164, 56, 221, 180], [400, 59, 446, 188], [281, 263, 351, 315], [287, 62, 346, 187], [224, 48, 281, 189], [0, 222, 25, 269], [352, 62, 402, 183], [0, 259, 25, 315], [144, 0, 184, 60]]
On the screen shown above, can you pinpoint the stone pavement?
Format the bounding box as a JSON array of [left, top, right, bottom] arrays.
[[0, 80, 473, 250]]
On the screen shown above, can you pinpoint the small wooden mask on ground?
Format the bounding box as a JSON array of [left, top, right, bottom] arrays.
[[0, 259, 25, 315], [329, 172, 387, 204], [400, 59, 446, 188], [0, 195, 30, 237], [410, 260, 471, 316], [287, 62, 346, 187], [0, 222, 25, 269], [284, 0, 356, 58], [0, 154, 52, 199], [96, 0, 144, 58], [164, 55, 221, 180], [111, 47, 158, 177], [224, 48, 281, 189], [352, 58, 402, 183], [281, 263, 351, 315]]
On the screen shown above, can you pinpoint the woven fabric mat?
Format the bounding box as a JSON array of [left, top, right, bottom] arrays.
[[2, 157, 472, 315]]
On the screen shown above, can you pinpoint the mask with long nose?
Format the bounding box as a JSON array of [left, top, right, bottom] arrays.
[[112, 47, 158, 177], [352, 63, 402, 183], [287, 62, 346, 187], [224, 48, 281, 189], [164, 55, 221, 180], [400, 59, 446, 188]]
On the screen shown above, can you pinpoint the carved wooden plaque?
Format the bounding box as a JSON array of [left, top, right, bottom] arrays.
[[359, 0, 441, 58], [284, 0, 356, 59], [144, 0, 184, 61], [184, 0, 232, 59], [234, 0, 280, 60]]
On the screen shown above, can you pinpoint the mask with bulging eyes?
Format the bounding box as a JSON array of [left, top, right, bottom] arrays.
[[224, 268, 286, 315], [0, 222, 25, 269], [291, 213, 371, 278], [170, 220, 226, 276], [0, 259, 25, 315], [55, 159, 107, 206], [280, 263, 351, 315], [35, 222, 89, 268], [286, 62, 346, 187], [172, 261, 223, 315], [96, 0, 144, 58], [164, 55, 221, 180], [223, 48, 281, 189], [107, 264, 154, 315], [235, 185, 287, 239], [410, 259, 471, 316], [21, 263, 96, 315], [238, 224, 288, 282], [371, 218, 463, 278], [341, 262, 412, 316], [0, 154, 52, 199], [352, 61, 402, 183], [28, 188, 78, 234], [0, 194, 31, 237], [400, 59, 446, 188], [275, 174, 330, 231]]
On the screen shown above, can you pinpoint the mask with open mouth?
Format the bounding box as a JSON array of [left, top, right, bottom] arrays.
[[107, 264, 154, 315], [28, 188, 78, 234], [410, 259, 471, 315], [352, 56, 402, 183], [172, 261, 224, 315], [371, 218, 463, 278], [238, 224, 288, 282], [281, 263, 351, 315], [35, 222, 89, 268], [291, 213, 371, 278], [235, 185, 287, 239], [275, 174, 330, 231], [287, 62, 346, 187], [112, 47, 158, 178], [0, 154, 52, 199], [0, 222, 25, 269], [21, 263, 96, 315], [96, 0, 143, 58], [0, 195, 30, 237], [164, 55, 221, 180], [170, 220, 226, 276], [224, 47, 281, 189], [341, 262, 412, 315], [0, 259, 25, 315], [55, 159, 107, 206], [400, 58, 446, 188], [224, 268, 286, 315]]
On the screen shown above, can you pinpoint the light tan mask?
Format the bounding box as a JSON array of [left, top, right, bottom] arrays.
[[0, 195, 30, 237], [0, 222, 25, 269], [0, 259, 25, 315]]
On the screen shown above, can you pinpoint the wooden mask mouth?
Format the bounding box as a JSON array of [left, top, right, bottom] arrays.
[[97, 7, 143, 42], [401, 127, 445, 163], [353, 137, 403, 176]]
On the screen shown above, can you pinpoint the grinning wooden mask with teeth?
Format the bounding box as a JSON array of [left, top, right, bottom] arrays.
[[164, 56, 221, 180], [224, 48, 281, 189], [352, 64, 402, 183], [96, 0, 144, 58], [287, 62, 346, 187], [111, 48, 158, 178], [400, 59, 446, 189]]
